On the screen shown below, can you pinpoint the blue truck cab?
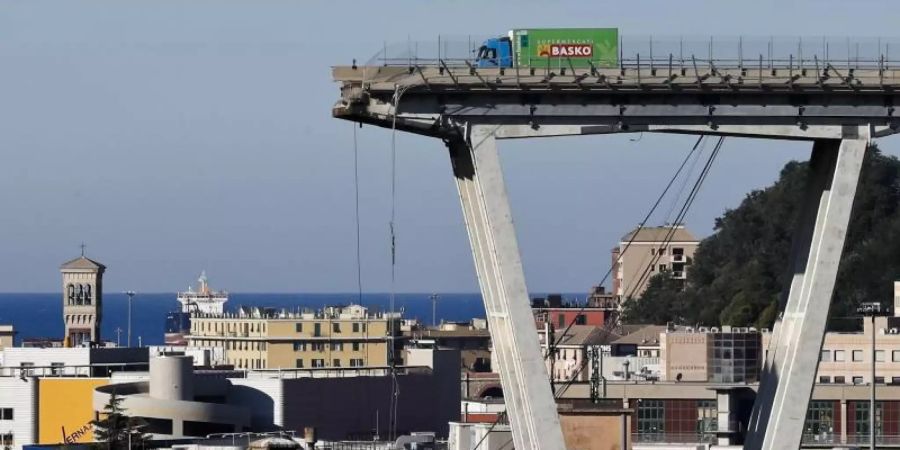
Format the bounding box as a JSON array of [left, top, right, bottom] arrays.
[[475, 36, 513, 68]]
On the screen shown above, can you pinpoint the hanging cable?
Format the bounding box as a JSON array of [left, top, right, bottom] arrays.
[[387, 84, 412, 442], [624, 136, 725, 303], [546, 135, 706, 355], [353, 123, 364, 305]]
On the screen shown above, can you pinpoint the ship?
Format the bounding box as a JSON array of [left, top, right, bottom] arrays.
[[164, 271, 228, 345]]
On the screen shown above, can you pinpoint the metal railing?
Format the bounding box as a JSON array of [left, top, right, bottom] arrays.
[[365, 35, 900, 71], [632, 432, 717, 444]]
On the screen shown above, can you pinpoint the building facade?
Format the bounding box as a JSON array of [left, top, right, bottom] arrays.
[[611, 225, 699, 299], [60, 254, 105, 346], [187, 304, 401, 370]]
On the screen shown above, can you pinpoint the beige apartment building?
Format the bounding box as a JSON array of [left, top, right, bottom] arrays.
[[817, 282, 900, 385], [611, 225, 699, 299], [187, 304, 401, 370]]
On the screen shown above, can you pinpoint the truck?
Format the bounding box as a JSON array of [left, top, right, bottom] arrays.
[[475, 28, 619, 69]]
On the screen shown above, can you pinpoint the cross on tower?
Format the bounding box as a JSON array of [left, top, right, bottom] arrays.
[[80, 242, 86, 257]]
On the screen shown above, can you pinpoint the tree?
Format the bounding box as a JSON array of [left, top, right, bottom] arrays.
[[91, 392, 149, 449], [622, 145, 900, 330]]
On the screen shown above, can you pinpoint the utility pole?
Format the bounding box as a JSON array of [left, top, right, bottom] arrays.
[[857, 301, 885, 450], [430, 293, 439, 327], [125, 291, 136, 347]]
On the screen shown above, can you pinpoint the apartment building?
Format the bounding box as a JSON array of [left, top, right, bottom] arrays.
[[187, 304, 401, 370], [611, 225, 699, 299]]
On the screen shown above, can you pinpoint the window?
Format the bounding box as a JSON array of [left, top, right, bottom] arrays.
[[314, 323, 322, 337], [353, 323, 360, 333], [350, 358, 364, 367], [558, 315, 565, 328], [295, 359, 304, 368], [697, 400, 717, 435], [333, 359, 341, 367], [295, 323, 303, 332], [0, 434, 13, 447], [636, 399, 665, 441], [20, 362, 34, 376], [876, 350, 886, 362], [363, 323, 367, 333], [651, 248, 656, 255], [853, 376, 864, 385], [820, 350, 832, 362], [819, 376, 831, 384], [311, 359, 325, 368], [333, 323, 341, 333], [892, 377, 900, 384], [835, 350, 846, 362], [312, 342, 325, 352], [876, 376, 885, 384], [293, 342, 306, 352], [352, 342, 361, 352], [658, 264, 667, 272], [893, 350, 900, 362], [834, 376, 846, 384], [853, 350, 864, 362], [805, 401, 835, 437], [658, 248, 666, 256], [575, 314, 586, 325], [51, 362, 64, 375], [0, 408, 12, 420], [330, 342, 343, 351]]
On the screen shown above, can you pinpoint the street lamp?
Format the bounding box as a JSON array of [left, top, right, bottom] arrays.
[[856, 301, 888, 450], [125, 291, 136, 347]]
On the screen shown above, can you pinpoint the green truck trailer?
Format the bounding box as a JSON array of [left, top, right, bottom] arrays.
[[475, 28, 619, 69]]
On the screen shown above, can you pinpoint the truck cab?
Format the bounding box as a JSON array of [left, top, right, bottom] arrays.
[[475, 36, 513, 68]]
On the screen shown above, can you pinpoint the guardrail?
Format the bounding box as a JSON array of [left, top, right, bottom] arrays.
[[365, 35, 900, 71]]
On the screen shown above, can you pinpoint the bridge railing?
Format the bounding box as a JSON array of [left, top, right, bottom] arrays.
[[362, 35, 900, 71]]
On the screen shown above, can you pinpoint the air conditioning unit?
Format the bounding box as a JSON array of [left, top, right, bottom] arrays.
[[699, 327, 710, 333], [890, 328, 899, 335], [685, 327, 695, 333], [761, 328, 770, 333], [710, 327, 720, 333]]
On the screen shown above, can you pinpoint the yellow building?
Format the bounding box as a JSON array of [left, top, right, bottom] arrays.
[[38, 378, 108, 444], [187, 304, 400, 370]]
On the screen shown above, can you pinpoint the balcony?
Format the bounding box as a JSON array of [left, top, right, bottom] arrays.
[[670, 254, 686, 263]]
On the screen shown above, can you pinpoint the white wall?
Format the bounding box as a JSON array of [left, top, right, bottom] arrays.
[[229, 377, 284, 429], [0, 377, 37, 450], [0, 348, 91, 376]]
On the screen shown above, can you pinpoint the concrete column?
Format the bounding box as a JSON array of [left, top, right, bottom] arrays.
[[841, 399, 848, 444], [447, 124, 566, 450], [746, 127, 870, 450]]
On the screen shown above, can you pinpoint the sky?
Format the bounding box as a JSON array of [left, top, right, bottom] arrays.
[[1, 0, 899, 293]]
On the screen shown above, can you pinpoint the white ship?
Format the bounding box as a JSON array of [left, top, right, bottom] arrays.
[[178, 270, 228, 315], [165, 271, 228, 345]]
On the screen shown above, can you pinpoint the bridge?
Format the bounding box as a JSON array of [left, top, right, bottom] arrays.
[[332, 36, 900, 450]]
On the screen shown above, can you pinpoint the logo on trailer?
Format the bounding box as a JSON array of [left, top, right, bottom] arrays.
[[550, 44, 592, 57]]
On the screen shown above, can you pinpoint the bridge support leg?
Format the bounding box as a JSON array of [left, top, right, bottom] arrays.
[[747, 127, 870, 450], [447, 124, 566, 450]]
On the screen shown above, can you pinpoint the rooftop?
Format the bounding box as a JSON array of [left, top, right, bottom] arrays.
[[544, 325, 618, 347], [60, 255, 106, 271], [619, 226, 699, 244]]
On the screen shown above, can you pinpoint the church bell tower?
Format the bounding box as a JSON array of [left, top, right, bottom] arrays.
[[61, 248, 105, 346]]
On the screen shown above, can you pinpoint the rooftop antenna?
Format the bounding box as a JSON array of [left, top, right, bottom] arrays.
[[125, 291, 136, 347]]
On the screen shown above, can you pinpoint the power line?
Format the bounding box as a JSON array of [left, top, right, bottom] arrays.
[[546, 135, 707, 355]]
